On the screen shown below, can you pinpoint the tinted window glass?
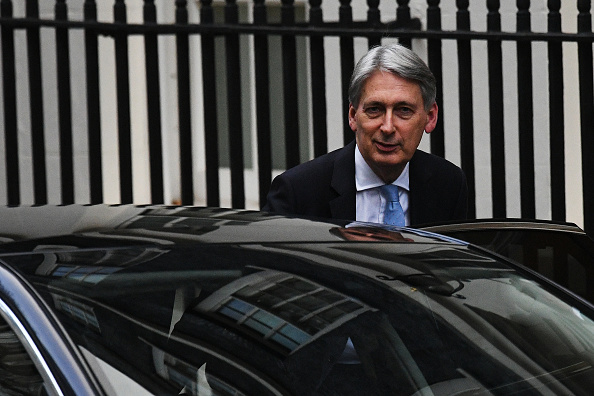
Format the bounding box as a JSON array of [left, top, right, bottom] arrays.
[[4, 241, 594, 395], [0, 315, 46, 394], [443, 229, 594, 302]]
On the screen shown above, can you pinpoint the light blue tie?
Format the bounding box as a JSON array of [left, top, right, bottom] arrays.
[[380, 184, 405, 227]]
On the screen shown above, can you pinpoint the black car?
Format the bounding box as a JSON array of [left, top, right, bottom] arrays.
[[0, 205, 594, 395]]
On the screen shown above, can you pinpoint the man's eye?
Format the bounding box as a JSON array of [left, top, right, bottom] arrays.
[[365, 107, 381, 116], [397, 107, 413, 117]]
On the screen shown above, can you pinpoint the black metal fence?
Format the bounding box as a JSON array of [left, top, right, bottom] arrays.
[[1, 0, 593, 232]]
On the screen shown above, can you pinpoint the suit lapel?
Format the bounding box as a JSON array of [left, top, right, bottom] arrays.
[[329, 140, 357, 220]]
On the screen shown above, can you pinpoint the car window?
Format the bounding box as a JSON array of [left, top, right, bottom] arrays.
[[441, 229, 594, 302], [5, 242, 594, 395], [0, 312, 48, 395]]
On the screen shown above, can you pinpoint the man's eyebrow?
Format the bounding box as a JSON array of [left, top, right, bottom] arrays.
[[393, 100, 418, 107], [363, 100, 417, 108], [362, 100, 384, 107]]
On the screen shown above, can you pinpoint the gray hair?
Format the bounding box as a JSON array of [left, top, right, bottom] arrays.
[[348, 44, 436, 111]]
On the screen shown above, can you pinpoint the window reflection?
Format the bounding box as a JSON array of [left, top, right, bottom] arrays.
[[198, 270, 373, 354], [33, 246, 168, 284], [0, 318, 45, 394], [53, 296, 100, 332], [151, 345, 252, 396]]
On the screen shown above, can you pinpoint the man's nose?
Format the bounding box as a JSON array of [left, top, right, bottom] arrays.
[[380, 111, 395, 133]]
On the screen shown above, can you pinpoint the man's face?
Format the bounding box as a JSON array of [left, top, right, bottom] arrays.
[[348, 70, 438, 183]]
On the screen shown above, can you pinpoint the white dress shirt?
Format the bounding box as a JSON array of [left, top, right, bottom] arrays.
[[355, 144, 410, 226]]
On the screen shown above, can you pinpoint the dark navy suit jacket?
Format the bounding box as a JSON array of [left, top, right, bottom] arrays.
[[262, 140, 468, 226]]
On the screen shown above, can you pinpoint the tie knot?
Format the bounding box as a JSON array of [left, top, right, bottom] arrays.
[[379, 184, 400, 203]]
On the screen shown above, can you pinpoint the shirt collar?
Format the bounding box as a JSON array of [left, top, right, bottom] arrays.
[[355, 144, 410, 192]]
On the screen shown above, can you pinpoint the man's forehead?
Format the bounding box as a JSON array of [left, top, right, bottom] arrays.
[[361, 72, 421, 96], [360, 85, 422, 107]]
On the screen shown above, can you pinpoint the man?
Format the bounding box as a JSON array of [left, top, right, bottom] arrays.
[[263, 43, 468, 226]]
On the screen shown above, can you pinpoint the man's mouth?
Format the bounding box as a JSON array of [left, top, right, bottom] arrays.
[[375, 141, 400, 152]]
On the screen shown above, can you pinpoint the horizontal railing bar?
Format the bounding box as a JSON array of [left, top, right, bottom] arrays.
[[1, 18, 593, 42]]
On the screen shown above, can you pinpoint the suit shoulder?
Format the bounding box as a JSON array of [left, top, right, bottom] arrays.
[[277, 144, 352, 182], [412, 150, 465, 177]]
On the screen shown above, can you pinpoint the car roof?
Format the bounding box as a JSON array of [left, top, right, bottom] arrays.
[[0, 204, 465, 248], [419, 218, 587, 235]]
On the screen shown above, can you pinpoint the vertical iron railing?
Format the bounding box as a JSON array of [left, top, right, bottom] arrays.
[[310, 0, 328, 158], [578, 0, 594, 232], [84, 0, 103, 204], [487, 0, 506, 218], [1, 0, 19, 205], [1, 0, 594, 232], [254, 0, 272, 204], [456, 0, 476, 218], [225, 0, 245, 208], [144, 0, 164, 204], [199, 0, 218, 207], [548, 0, 565, 222], [282, 0, 301, 169], [427, 0, 444, 158], [176, 0, 194, 205], [55, 0, 74, 204], [114, 0, 133, 203], [339, 0, 354, 145], [26, 0, 47, 204], [396, 0, 412, 49], [367, 0, 382, 48], [516, 0, 535, 219]]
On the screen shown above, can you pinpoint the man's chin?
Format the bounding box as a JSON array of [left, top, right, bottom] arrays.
[[372, 151, 406, 165], [370, 155, 407, 176]]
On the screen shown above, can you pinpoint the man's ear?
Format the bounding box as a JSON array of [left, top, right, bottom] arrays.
[[348, 104, 358, 132], [424, 102, 439, 134]]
